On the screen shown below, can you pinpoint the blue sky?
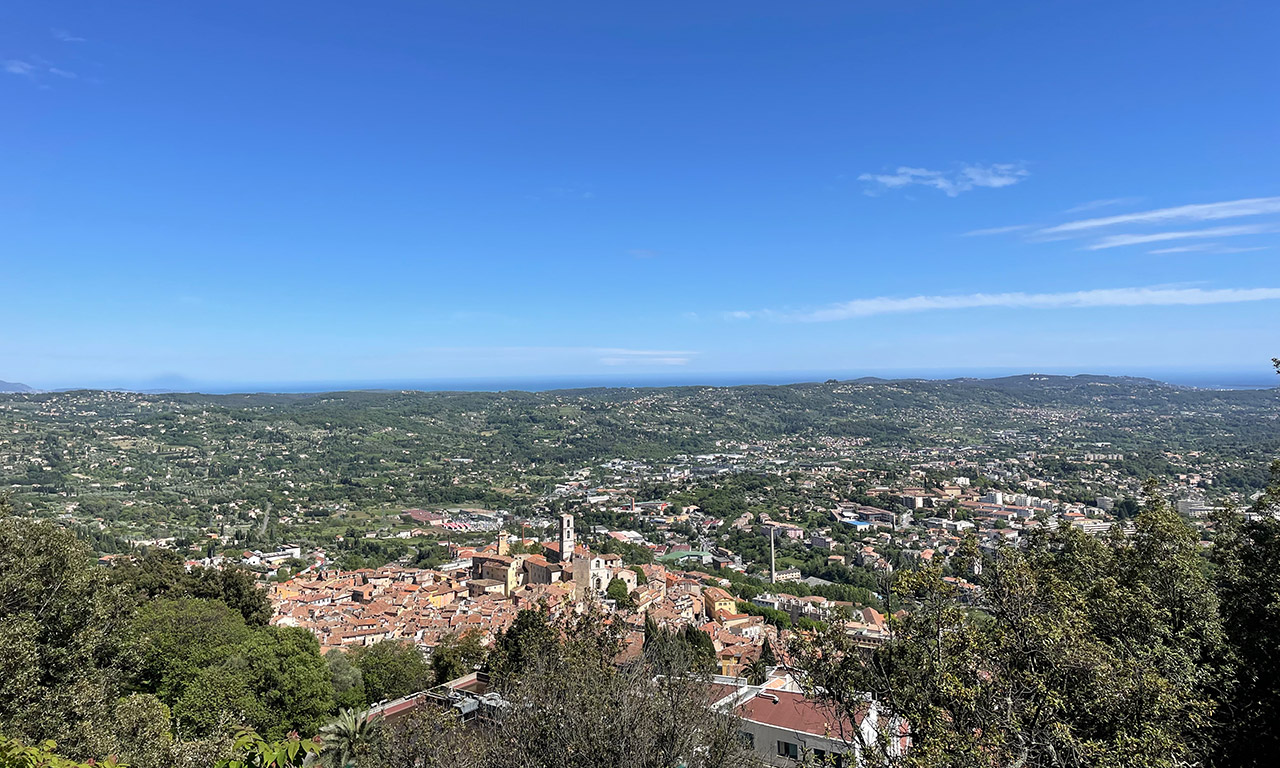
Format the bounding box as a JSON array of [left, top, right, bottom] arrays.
[[4, 0, 1279, 390]]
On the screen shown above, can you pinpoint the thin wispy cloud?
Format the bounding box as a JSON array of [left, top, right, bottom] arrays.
[[962, 224, 1034, 237], [4, 60, 36, 77], [1039, 196, 1280, 235], [409, 345, 697, 368], [1064, 197, 1143, 214], [1086, 224, 1268, 250], [628, 249, 658, 259], [52, 29, 86, 43], [1148, 244, 1268, 255], [858, 163, 1028, 197], [730, 286, 1280, 323], [596, 348, 693, 366], [5, 57, 78, 82]]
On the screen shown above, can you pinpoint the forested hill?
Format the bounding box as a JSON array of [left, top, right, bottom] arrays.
[[0, 373, 1275, 546], [6, 375, 1279, 460], [1, 374, 1275, 476]]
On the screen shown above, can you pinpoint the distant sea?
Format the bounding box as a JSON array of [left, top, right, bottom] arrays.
[[68, 367, 1278, 394]]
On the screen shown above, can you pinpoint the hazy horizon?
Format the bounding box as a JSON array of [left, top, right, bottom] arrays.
[[7, 364, 1277, 395]]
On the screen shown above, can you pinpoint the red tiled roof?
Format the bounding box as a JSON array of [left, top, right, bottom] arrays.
[[736, 690, 864, 736]]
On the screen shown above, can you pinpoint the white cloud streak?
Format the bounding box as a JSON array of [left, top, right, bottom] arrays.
[[962, 224, 1033, 237], [4, 60, 36, 76], [52, 29, 86, 42], [859, 163, 1028, 197], [1064, 197, 1143, 214], [733, 286, 1280, 323], [1086, 224, 1267, 250], [5, 58, 78, 81], [1145, 244, 1218, 254], [1040, 197, 1280, 235], [1148, 244, 1268, 255], [595, 348, 692, 366]]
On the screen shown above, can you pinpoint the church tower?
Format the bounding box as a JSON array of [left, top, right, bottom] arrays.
[[558, 513, 575, 563]]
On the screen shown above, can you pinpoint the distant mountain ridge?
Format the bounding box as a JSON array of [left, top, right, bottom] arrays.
[[0, 380, 32, 393]]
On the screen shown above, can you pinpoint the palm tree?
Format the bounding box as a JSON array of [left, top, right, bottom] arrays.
[[317, 708, 383, 768], [743, 659, 768, 686]]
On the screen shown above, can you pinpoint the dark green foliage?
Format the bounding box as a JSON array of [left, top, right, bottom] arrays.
[[486, 606, 560, 684], [605, 576, 634, 607], [792, 480, 1226, 767], [172, 627, 334, 740], [128, 598, 251, 704], [735, 600, 792, 629], [345, 641, 432, 704], [317, 709, 383, 768], [759, 636, 776, 666], [0, 518, 131, 755], [109, 549, 271, 626], [643, 620, 717, 674], [427, 630, 487, 686], [1212, 460, 1280, 767], [216, 729, 320, 768], [325, 650, 366, 712]]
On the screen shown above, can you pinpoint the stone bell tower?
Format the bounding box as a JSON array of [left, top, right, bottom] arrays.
[[558, 513, 575, 563]]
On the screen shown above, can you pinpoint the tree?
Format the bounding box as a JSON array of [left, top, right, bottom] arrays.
[[173, 665, 264, 740], [325, 650, 366, 712], [215, 729, 319, 768], [109, 550, 271, 626], [485, 610, 759, 768], [759, 636, 776, 667], [190, 567, 272, 627], [428, 630, 487, 686], [0, 736, 122, 768], [347, 641, 432, 704], [606, 577, 633, 608], [128, 598, 251, 705], [96, 694, 174, 768], [486, 606, 560, 684], [743, 659, 767, 686], [317, 710, 382, 768], [792, 480, 1224, 768], [367, 707, 484, 768], [177, 627, 334, 740], [1213, 459, 1280, 767], [0, 518, 131, 756], [238, 627, 335, 739], [677, 625, 717, 672]]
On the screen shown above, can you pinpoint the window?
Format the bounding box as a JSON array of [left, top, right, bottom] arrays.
[[776, 741, 800, 760], [738, 731, 754, 749], [811, 748, 845, 767]]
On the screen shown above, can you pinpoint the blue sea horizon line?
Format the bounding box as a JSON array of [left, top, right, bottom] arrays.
[[31, 367, 1280, 395]]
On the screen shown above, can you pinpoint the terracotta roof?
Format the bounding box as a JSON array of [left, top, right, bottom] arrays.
[[735, 689, 864, 736]]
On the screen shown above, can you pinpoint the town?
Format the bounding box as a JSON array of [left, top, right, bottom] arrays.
[[3, 378, 1277, 766]]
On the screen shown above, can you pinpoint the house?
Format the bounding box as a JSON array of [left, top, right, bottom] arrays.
[[711, 688, 897, 767], [703, 586, 737, 618], [521, 555, 563, 585], [773, 567, 802, 582]]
